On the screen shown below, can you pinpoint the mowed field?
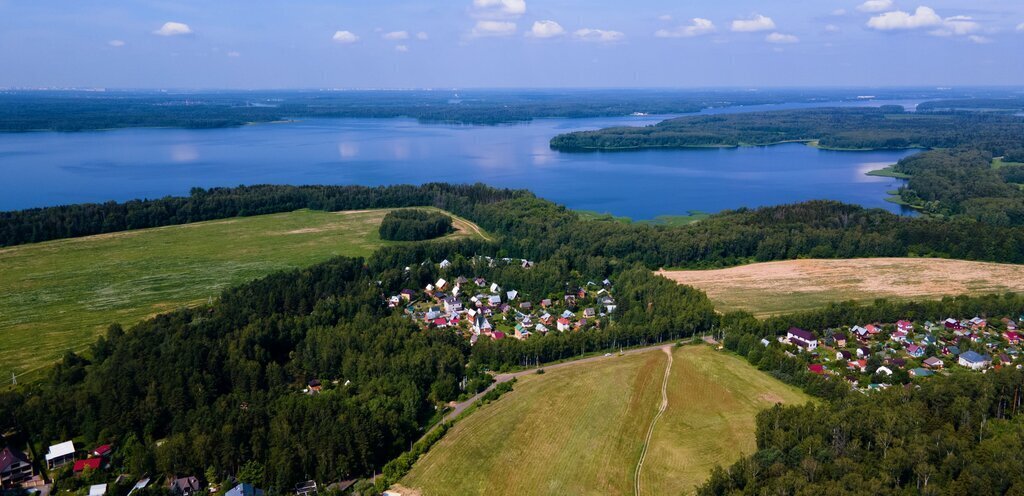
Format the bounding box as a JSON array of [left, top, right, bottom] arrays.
[[639, 346, 808, 493], [0, 208, 486, 379], [401, 346, 807, 495], [659, 258, 1024, 316]]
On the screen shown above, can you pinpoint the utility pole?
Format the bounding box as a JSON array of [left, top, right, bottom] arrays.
[[10, 371, 16, 386]]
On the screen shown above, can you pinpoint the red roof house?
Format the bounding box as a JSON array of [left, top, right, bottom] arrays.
[[808, 364, 825, 375], [73, 458, 102, 473], [92, 445, 112, 458]]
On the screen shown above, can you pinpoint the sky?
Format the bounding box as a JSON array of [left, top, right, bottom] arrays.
[[1, 0, 1022, 89]]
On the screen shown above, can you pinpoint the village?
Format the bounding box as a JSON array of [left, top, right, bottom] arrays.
[[781, 314, 1024, 391], [0, 440, 308, 496], [384, 258, 617, 344]]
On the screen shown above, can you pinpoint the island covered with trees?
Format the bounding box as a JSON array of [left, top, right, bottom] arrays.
[[378, 209, 453, 241]]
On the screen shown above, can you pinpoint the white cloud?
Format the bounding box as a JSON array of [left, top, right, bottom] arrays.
[[766, 32, 799, 43], [857, 0, 893, 13], [731, 14, 775, 32], [658, 14, 673, 22], [332, 30, 359, 43], [968, 35, 992, 44], [416, 31, 430, 40], [472, 20, 516, 37], [472, 0, 526, 18], [655, 18, 716, 38], [832, 9, 848, 16], [153, 21, 192, 36], [930, 16, 979, 36], [825, 24, 841, 33], [383, 30, 409, 40], [226, 51, 240, 57], [867, 7, 942, 31], [1017, 22, 1024, 32], [108, 39, 125, 47], [574, 28, 624, 42], [529, 20, 565, 38], [395, 44, 409, 52]]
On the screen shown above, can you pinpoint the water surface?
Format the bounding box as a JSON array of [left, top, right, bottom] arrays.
[[0, 112, 917, 219]]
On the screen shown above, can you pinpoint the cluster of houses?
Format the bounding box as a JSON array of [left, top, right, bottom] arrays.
[[385, 261, 616, 344], [780, 315, 1024, 390], [0, 440, 303, 496]]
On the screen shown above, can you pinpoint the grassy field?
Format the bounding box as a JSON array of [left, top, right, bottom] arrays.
[[640, 346, 808, 493], [993, 157, 1024, 169], [659, 258, 1024, 316], [400, 346, 807, 495], [0, 208, 486, 379]]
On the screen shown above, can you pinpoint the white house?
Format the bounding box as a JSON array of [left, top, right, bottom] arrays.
[[45, 441, 75, 470], [90, 484, 108, 496], [959, 351, 992, 370], [786, 327, 818, 351]]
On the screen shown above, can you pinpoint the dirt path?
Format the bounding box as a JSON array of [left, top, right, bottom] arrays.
[[634, 345, 673, 496], [451, 216, 492, 242]]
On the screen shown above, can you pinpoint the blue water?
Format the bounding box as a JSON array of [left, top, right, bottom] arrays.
[[0, 110, 918, 219]]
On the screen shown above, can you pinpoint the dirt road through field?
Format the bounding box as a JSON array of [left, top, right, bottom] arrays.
[[634, 345, 673, 496]]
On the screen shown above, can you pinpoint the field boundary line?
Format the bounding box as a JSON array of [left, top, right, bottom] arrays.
[[634, 345, 672, 496]]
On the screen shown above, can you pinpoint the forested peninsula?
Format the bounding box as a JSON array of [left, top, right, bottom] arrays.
[[549, 107, 1024, 152]]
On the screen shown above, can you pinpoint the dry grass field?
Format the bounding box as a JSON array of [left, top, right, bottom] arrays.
[[658, 258, 1024, 316], [401, 346, 808, 495], [0, 208, 486, 380]]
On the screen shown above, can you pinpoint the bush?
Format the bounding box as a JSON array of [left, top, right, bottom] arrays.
[[378, 209, 454, 241]]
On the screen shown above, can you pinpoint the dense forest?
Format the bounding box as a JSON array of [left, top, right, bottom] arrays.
[[549, 107, 1024, 152], [892, 149, 1024, 224], [377, 209, 453, 241], [916, 96, 1024, 112], [699, 368, 1024, 495]]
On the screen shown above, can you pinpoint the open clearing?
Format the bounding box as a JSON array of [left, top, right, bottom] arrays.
[[401, 346, 807, 495], [0, 208, 486, 379], [659, 258, 1024, 316]]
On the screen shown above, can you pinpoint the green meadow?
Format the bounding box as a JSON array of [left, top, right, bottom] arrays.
[[0, 208, 486, 380]]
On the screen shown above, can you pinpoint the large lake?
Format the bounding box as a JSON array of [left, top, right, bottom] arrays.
[[0, 102, 921, 219]]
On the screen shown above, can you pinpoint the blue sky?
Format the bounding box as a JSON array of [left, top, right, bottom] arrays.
[[1, 0, 1022, 89]]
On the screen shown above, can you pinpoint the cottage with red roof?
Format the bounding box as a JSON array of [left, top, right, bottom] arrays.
[[557, 317, 571, 332], [73, 458, 102, 474], [1005, 331, 1021, 345]]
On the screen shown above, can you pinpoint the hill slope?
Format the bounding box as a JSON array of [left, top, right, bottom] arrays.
[[401, 346, 808, 495]]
